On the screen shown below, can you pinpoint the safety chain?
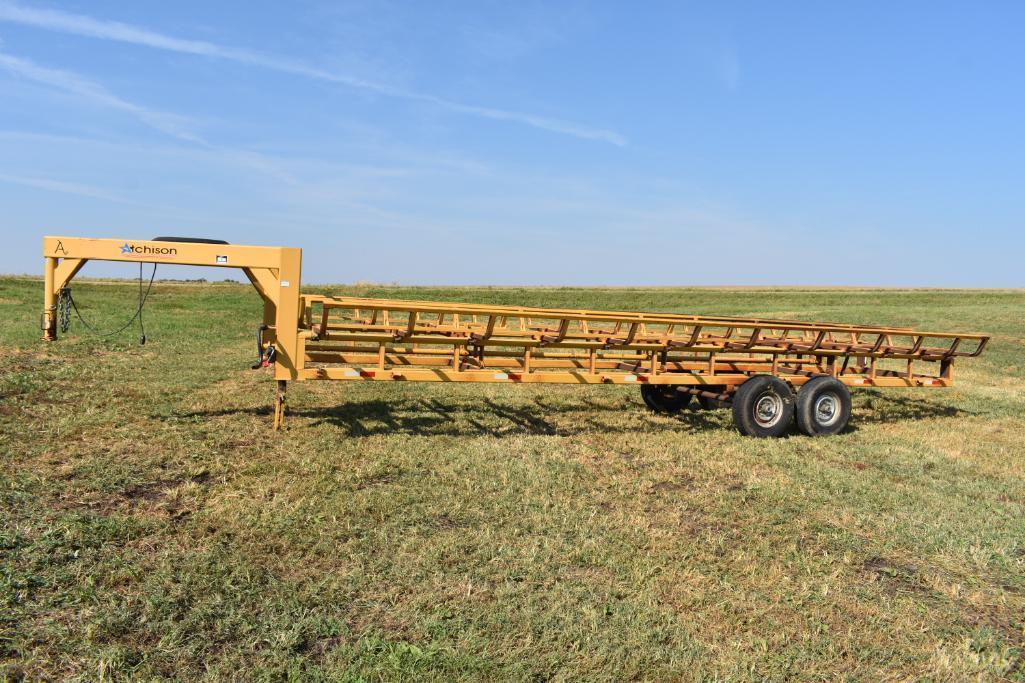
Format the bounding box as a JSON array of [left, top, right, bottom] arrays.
[[57, 288, 72, 333], [54, 263, 157, 343]]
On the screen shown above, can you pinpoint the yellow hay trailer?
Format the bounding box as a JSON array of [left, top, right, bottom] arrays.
[[42, 236, 990, 437]]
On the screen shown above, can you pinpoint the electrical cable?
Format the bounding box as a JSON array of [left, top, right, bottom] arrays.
[[62, 262, 157, 344]]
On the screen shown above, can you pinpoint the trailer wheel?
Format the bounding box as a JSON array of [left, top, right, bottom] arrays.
[[796, 376, 851, 436], [732, 376, 795, 437], [640, 385, 692, 413]]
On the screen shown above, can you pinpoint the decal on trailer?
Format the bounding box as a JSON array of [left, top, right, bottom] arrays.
[[119, 242, 178, 257]]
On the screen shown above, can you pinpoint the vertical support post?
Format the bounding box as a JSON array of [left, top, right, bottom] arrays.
[[264, 297, 277, 329], [319, 304, 330, 337], [242, 268, 278, 345], [42, 256, 57, 341], [274, 380, 287, 430], [273, 248, 303, 381]]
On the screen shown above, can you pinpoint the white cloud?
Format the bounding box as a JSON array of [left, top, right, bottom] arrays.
[[0, 1, 626, 146], [0, 51, 201, 143], [0, 171, 128, 202], [0, 52, 308, 184]]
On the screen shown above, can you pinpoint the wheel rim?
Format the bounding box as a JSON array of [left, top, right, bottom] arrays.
[[753, 391, 783, 428], [813, 393, 841, 427]]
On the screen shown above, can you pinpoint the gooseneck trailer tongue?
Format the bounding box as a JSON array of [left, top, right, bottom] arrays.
[[42, 236, 990, 437]]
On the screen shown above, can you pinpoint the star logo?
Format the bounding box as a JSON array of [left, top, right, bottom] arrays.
[[120, 242, 133, 254]]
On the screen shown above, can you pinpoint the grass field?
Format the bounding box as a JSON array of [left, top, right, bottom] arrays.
[[2, 276, 1024, 681]]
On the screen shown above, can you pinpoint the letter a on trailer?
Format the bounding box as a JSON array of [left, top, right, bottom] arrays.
[[42, 236, 990, 437]]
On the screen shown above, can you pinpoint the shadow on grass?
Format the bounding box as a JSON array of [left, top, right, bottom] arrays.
[[852, 389, 975, 425], [179, 396, 728, 437], [175, 388, 970, 438]]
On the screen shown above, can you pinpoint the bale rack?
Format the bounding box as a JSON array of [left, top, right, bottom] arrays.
[[42, 236, 990, 437]]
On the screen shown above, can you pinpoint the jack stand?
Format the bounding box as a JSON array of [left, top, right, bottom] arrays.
[[273, 380, 287, 430]]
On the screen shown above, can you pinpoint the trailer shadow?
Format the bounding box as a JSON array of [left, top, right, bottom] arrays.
[[185, 397, 727, 437], [851, 389, 975, 425], [175, 388, 970, 438]]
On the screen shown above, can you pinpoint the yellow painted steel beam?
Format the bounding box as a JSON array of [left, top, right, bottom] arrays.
[[43, 236, 286, 269], [318, 295, 987, 339], [310, 302, 987, 357], [300, 366, 950, 388], [42, 236, 303, 378]]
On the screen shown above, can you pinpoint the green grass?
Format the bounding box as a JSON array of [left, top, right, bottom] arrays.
[[1, 276, 1023, 681]]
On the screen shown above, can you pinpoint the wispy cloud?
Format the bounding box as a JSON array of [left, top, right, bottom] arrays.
[[0, 51, 201, 143], [0, 1, 626, 146], [0, 51, 304, 183], [0, 171, 128, 202]]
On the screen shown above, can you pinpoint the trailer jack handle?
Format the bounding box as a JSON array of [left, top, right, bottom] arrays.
[[252, 325, 275, 369]]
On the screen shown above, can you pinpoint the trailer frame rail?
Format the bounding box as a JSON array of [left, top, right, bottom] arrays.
[[41, 236, 990, 437]]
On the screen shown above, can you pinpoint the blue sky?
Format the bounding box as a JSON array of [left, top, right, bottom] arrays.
[[1, 1, 1023, 285]]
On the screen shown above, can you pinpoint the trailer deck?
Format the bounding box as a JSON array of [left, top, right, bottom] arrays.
[[42, 236, 990, 437]]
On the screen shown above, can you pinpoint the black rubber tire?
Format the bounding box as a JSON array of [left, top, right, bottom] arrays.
[[151, 236, 230, 244], [732, 375, 795, 438], [795, 376, 852, 436], [640, 384, 692, 413]]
